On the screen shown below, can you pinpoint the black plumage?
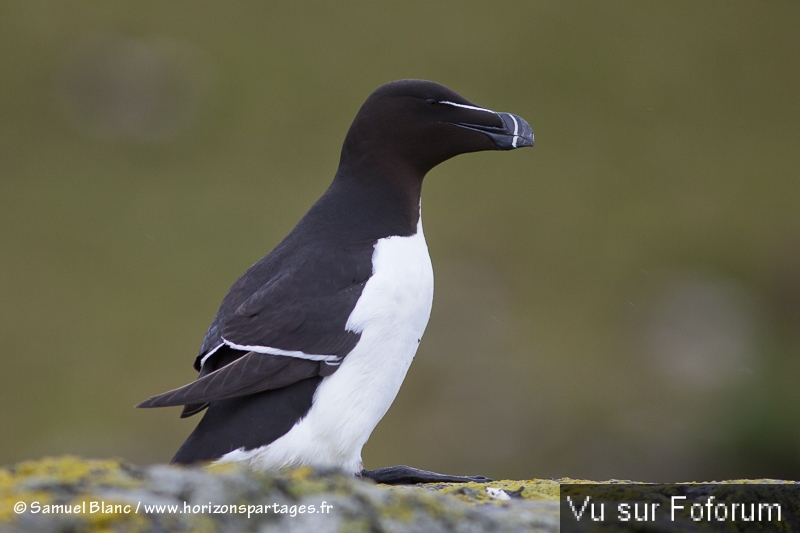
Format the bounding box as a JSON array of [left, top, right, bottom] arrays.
[[137, 80, 533, 481], [172, 377, 324, 464]]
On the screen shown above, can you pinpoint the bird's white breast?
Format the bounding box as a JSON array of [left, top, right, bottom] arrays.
[[219, 215, 434, 473]]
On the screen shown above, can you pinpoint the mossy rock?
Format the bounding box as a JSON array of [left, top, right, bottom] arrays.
[[0, 456, 559, 532]]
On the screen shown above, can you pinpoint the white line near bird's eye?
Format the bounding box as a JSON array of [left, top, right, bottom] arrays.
[[439, 101, 496, 114]]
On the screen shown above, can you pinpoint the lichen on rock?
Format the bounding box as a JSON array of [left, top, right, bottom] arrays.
[[0, 456, 559, 533]]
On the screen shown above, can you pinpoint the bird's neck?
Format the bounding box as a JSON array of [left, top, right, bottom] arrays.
[[301, 156, 424, 241]]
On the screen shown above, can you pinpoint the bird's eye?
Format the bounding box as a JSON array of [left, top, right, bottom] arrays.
[[425, 99, 439, 108]]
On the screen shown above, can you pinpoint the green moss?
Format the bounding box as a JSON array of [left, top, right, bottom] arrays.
[[413, 478, 561, 505], [382, 486, 454, 523], [379, 499, 416, 523], [10, 456, 133, 486], [337, 517, 373, 533], [277, 464, 361, 500]]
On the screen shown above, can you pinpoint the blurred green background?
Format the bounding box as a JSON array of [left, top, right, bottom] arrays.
[[2, 1, 799, 483]]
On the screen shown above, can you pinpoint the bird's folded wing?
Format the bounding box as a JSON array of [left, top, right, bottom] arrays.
[[219, 277, 368, 358], [136, 352, 321, 408], [140, 256, 372, 410]]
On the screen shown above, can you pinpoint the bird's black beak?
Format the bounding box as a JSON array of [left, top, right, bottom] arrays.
[[453, 112, 534, 150]]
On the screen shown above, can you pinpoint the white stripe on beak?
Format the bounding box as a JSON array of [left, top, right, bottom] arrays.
[[509, 113, 520, 148]]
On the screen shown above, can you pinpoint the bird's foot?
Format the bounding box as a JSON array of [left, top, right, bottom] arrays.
[[360, 465, 491, 485]]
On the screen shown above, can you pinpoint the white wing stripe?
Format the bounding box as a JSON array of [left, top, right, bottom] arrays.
[[198, 342, 224, 369], [221, 337, 342, 362]]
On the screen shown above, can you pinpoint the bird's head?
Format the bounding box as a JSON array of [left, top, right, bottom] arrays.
[[340, 79, 534, 176]]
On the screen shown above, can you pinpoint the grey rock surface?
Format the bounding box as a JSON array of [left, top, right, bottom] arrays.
[[0, 457, 560, 532]]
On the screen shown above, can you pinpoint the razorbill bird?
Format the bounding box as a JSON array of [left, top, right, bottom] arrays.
[[137, 79, 534, 484]]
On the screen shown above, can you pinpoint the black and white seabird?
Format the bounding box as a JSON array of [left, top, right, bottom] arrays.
[[137, 79, 534, 484]]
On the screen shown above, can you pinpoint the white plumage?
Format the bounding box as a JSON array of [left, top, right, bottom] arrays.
[[217, 214, 434, 473]]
